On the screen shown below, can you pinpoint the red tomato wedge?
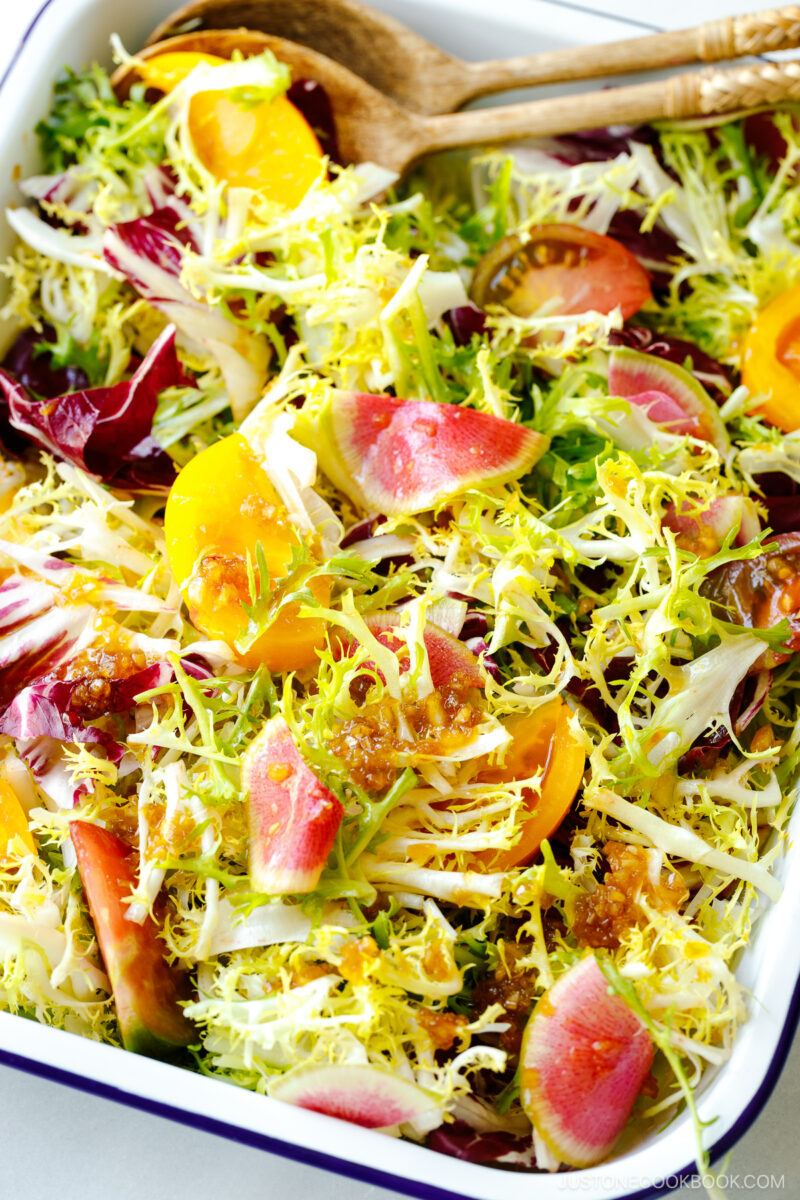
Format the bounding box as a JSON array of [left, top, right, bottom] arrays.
[[473, 699, 585, 871], [0, 778, 35, 858], [71, 821, 194, 1058], [704, 531, 800, 664], [470, 225, 652, 321]]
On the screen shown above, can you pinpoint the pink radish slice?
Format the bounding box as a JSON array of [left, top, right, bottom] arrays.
[[243, 716, 343, 895], [626, 389, 704, 437], [319, 391, 549, 515], [268, 1063, 443, 1129], [351, 614, 484, 690], [609, 346, 728, 453], [520, 955, 654, 1167], [663, 495, 761, 549]]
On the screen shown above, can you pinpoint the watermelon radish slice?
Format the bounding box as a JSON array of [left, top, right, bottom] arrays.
[[609, 347, 728, 454], [365, 613, 484, 690], [243, 716, 343, 895], [663, 495, 761, 550], [312, 391, 549, 515], [268, 1062, 443, 1129], [520, 955, 654, 1167]]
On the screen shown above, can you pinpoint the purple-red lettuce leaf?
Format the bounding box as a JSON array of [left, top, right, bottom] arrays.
[[428, 1121, 534, 1165], [604, 210, 681, 290], [543, 124, 662, 167], [0, 600, 95, 711], [2, 323, 90, 398], [460, 610, 489, 641], [443, 305, 488, 346], [31, 662, 174, 722], [341, 514, 388, 548], [760, 494, 800, 534], [287, 79, 340, 164], [0, 687, 125, 810], [0, 685, 120, 747], [0, 654, 213, 809], [103, 176, 268, 421], [0, 325, 90, 456], [463, 635, 500, 680], [742, 111, 799, 175], [0, 576, 57, 635], [0, 324, 184, 491]]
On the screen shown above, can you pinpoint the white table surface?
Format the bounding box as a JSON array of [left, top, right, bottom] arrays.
[[0, 1, 797, 1197]]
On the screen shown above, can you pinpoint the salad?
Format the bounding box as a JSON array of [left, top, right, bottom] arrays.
[[0, 28, 799, 1185]]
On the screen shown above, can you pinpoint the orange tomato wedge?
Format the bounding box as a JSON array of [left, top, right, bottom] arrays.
[[741, 285, 800, 432], [164, 433, 329, 672], [0, 778, 35, 857], [139, 51, 324, 208], [473, 699, 585, 871]]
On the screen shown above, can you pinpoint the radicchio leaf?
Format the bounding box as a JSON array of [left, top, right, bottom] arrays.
[[604, 210, 681, 290], [2, 323, 90, 398], [0, 325, 90, 457], [428, 1121, 534, 1165], [0, 599, 95, 710], [0, 685, 118, 746], [31, 662, 174, 722], [743, 111, 798, 175], [760, 494, 800, 534], [542, 124, 661, 166], [0, 324, 183, 491], [102, 174, 269, 421], [0, 686, 126, 810], [287, 79, 340, 164], [0, 576, 56, 634], [443, 305, 488, 346], [0, 654, 214, 809], [341, 514, 387, 548]]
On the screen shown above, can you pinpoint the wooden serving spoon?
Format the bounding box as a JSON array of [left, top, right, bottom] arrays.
[[145, 0, 800, 115], [113, 29, 800, 175]]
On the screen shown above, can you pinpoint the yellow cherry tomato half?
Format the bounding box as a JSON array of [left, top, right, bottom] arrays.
[[474, 699, 585, 871], [164, 434, 329, 672], [0, 779, 35, 858], [138, 51, 221, 94], [741, 285, 800, 432], [139, 51, 324, 208]]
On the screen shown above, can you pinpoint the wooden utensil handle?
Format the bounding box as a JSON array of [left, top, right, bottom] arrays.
[[460, 6, 800, 103], [417, 57, 800, 158]]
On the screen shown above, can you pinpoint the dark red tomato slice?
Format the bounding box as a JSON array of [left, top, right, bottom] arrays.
[[704, 532, 800, 663], [470, 225, 652, 320], [71, 820, 194, 1058]]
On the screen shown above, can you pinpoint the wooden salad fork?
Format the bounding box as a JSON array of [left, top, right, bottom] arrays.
[[145, 0, 800, 114], [115, 28, 800, 176]]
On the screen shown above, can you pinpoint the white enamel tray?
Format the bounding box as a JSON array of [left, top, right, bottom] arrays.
[[1, 3, 799, 1198]]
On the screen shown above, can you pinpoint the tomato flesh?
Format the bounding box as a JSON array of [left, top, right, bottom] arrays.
[[741, 286, 800, 432], [474, 698, 585, 871], [164, 433, 329, 672], [470, 225, 652, 321], [140, 51, 324, 208], [71, 821, 194, 1058], [705, 532, 800, 661], [0, 779, 34, 858]]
